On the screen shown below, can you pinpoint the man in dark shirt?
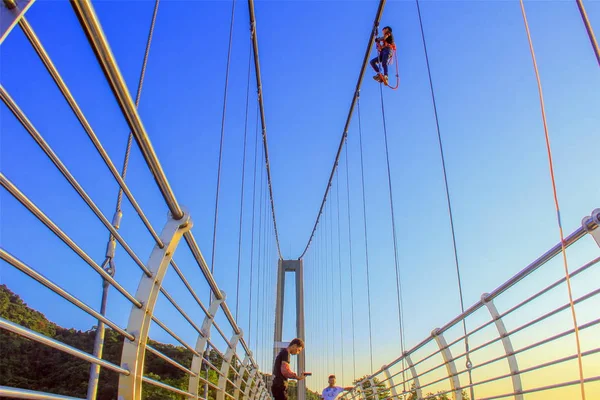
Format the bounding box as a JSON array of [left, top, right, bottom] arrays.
[[370, 26, 395, 86], [272, 338, 306, 400]]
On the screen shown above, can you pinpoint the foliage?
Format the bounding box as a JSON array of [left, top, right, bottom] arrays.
[[0, 285, 224, 399]]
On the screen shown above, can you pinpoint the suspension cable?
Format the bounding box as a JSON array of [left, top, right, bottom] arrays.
[[519, 1, 586, 398], [575, 0, 600, 66], [211, 0, 237, 275], [336, 173, 345, 383], [344, 144, 357, 379], [298, 0, 388, 259], [415, 1, 474, 397], [248, 105, 260, 346], [357, 97, 374, 373], [235, 46, 252, 322], [247, 0, 283, 259], [377, 83, 407, 391], [88, 2, 160, 399]]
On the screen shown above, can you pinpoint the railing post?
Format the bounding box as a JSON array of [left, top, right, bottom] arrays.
[[404, 352, 422, 399], [234, 355, 250, 400], [244, 364, 258, 400], [432, 328, 462, 400], [583, 208, 600, 247], [358, 381, 366, 400], [217, 331, 243, 400], [383, 366, 398, 399], [482, 293, 523, 400], [189, 293, 226, 396], [118, 209, 192, 400], [369, 378, 378, 400]]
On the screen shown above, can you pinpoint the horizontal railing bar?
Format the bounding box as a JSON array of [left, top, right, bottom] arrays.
[[170, 260, 210, 316], [0, 386, 83, 400], [151, 316, 201, 357], [378, 217, 598, 374], [142, 375, 195, 398], [0, 317, 129, 375], [17, 17, 164, 248], [0, 85, 151, 276], [478, 376, 600, 400], [70, 0, 184, 220], [0, 173, 142, 308], [147, 344, 197, 377], [0, 249, 134, 340], [160, 287, 205, 336], [378, 317, 600, 400]]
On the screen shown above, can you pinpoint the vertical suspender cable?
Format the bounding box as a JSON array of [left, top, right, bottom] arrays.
[[87, 2, 160, 398], [357, 97, 374, 373], [336, 173, 345, 384], [211, 0, 237, 276], [377, 84, 407, 390], [415, 2, 474, 398], [345, 145, 357, 379], [235, 47, 253, 322]]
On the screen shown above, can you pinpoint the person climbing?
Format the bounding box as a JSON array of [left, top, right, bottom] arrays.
[[370, 26, 395, 86], [271, 338, 308, 400], [321, 375, 354, 400]]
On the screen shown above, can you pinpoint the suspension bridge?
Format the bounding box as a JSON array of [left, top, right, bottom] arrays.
[[1, 0, 599, 399]]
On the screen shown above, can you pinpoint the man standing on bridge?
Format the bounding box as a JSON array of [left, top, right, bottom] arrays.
[[272, 338, 308, 400], [321, 374, 354, 400]]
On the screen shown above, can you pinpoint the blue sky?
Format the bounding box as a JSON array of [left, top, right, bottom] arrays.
[[1, 0, 599, 395]]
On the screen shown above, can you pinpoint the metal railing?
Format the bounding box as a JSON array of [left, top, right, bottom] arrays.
[[0, 1, 273, 399], [342, 209, 600, 400]]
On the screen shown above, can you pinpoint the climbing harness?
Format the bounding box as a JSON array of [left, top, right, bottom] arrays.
[[374, 38, 400, 90]]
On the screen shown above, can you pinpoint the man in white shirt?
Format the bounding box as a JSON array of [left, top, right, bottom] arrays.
[[321, 375, 354, 400]]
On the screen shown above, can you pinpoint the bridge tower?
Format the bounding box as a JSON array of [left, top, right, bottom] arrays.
[[273, 259, 306, 400]]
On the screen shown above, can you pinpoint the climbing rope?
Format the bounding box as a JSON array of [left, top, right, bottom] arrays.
[[357, 96, 375, 373], [377, 83, 407, 391], [235, 46, 252, 322], [575, 0, 600, 66], [211, 0, 237, 275], [336, 173, 345, 383], [344, 144, 358, 378], [415, 1, 474, 397], [519, 1, 586, 398]]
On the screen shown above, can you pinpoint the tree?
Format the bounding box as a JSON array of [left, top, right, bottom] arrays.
[[353, 376, 391, 400]]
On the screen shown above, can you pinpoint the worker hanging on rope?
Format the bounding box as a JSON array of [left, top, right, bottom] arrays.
[[370, 26, 397, 87]]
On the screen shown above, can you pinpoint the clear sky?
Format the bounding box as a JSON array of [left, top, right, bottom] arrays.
[[1, 0, 599, 398]]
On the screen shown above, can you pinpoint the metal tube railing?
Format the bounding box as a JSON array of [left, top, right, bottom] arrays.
[[478, 376, 600, 400], [358, 215, 599, 382], [0, 317, 129, 375], [0, 173, 142, 307], [147, 345, 197, 376], [0, 386, 83, 400], [0, 249, 134, 340], [69, 0, 183, 220], [151, 316, 202, 356], [142, 375, 195, 398], [17, 17, 163, 248], [0, 86, 151, 276]]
